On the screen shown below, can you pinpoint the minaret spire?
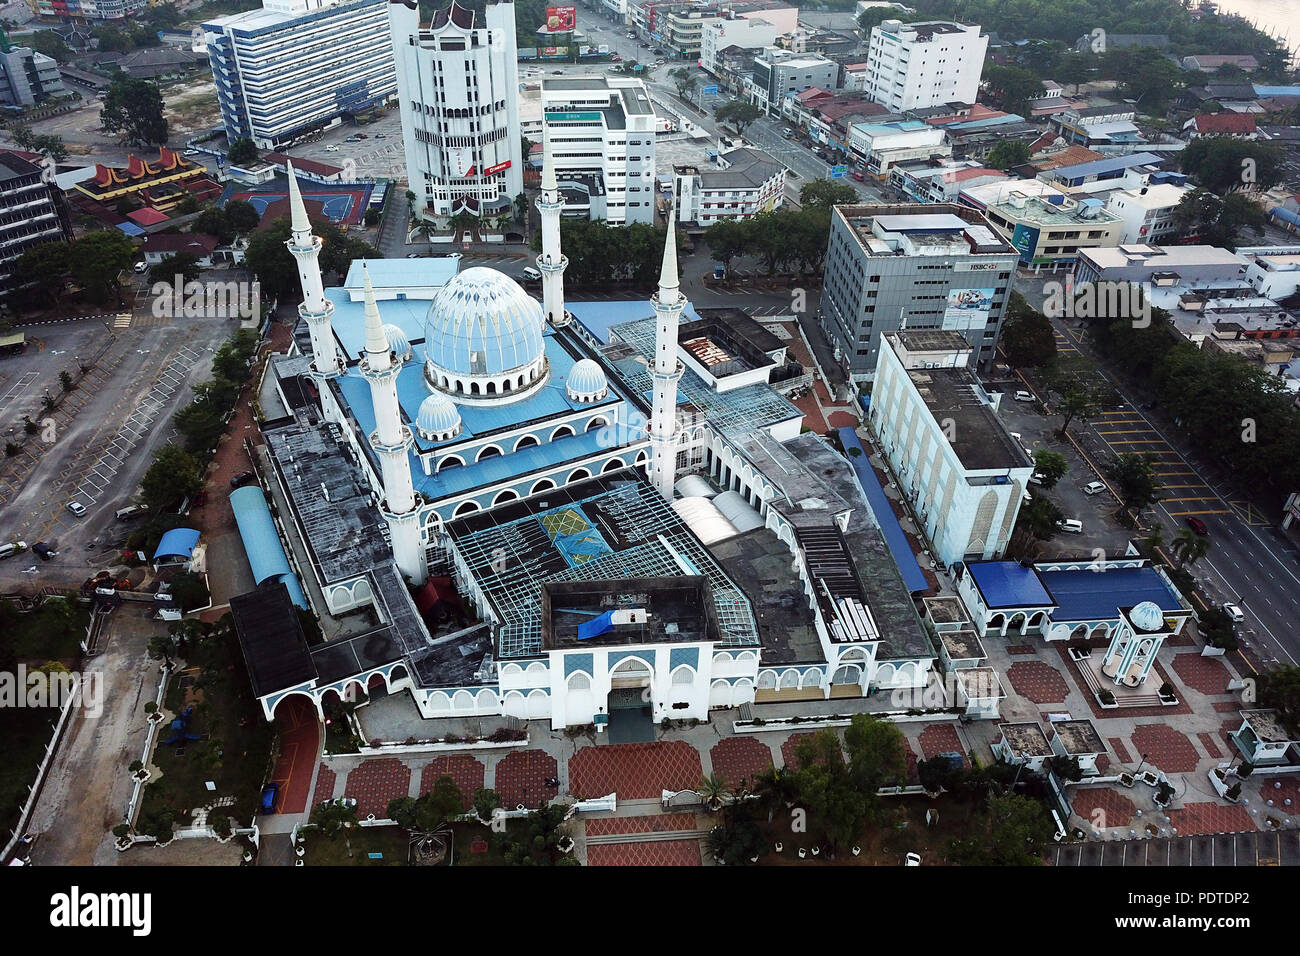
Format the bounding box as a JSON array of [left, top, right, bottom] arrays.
[[284, 160, 339, 377], [648, 216, 683, 501], [357, 260, 424, 584], [536, 124, 569, 328]]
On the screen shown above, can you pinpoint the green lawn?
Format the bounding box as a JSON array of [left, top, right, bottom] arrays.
[[0, 597, 89, 837], [136, 626, 273, 836], [302, 825, 412, 866]]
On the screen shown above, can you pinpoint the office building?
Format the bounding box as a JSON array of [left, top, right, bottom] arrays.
[[750, 46, 838, 116], [864, 20, 986, 113], [0, 42, 65, 107], [818, 205, 1018, 382], [959, 179, 1124, 271], [674, 146, 784, 227], [204, 0, 397, 150], [0, 151, 70, 301], [390, 0, 523, 220]]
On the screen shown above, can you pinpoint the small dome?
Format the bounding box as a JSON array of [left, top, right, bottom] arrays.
[[1129, 601, 1164, 632], [566, 358, 608, 403], [416, 392, 462, 441], [383, 324, 412, 363]]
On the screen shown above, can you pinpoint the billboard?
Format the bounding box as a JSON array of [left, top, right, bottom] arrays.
[[545, 5, 576, 32], [942, 287, 994, 331], [1009, 223, 1039, 262]]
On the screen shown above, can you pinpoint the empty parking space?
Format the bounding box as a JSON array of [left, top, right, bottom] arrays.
[[1090, 408, 1229, 518]]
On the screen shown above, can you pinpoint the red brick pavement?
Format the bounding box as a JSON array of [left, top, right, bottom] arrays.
[[1006, 645, 1038, 656], [586, 839, 702, 866], [1007, 660, 1070, 703], [781, 732, 842, 769], [1198, 732, 1224, 760], [709, 736, 773, 789], [311, 764, 337, 808], [918, 724, 966, 764], [1071, 787, 1137, 829], [1220, 719, 1241, 757], [419, 755, 484, 810], [902, 739, 920, 785], [1166, 802, 1254, 836], [1259, 778, 1300, 808], [1132, 724, 1201, 774], [1171, 653, 1231, 697], [1214, 700, 1244, 712], [493, 749, 559, 809], [344, 758, 412, 820], [584, 813, 698, 837], [1095, 754, 1111, 775], [1109, 737, 1133, 764], [568, 741, 702, 800]]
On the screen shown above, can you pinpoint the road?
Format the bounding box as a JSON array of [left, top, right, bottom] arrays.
[[1018, 275, 1300, 670]]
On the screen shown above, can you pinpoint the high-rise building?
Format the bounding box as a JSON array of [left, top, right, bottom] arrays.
[[818, 204, 1018, 382], [864, 20, 986, 113], [541, 76, 657, 225], [0, 40, 65, 108], [0, 151, 70, 302], [31, 0, 142, 20], [389, 0, 523, 221], [203, 0, 397, 150], [749, 47, 838, 116]]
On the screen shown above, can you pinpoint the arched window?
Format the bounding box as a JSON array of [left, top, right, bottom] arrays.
[[436, 455, 464, 474], [586, 417, 608, 432], [602, 457, 625, 473], [515, 434, 540, 451], [453, 500, 480, 517], [531, 478, 556, 495], [477, 445, 502, 462], [552, 424, 575, 441], [493, 489, 519, 506], [671, 666, 694, 686], [568, 468, 591, 483], [568, 672, 591, 691], [470, 382, 481, 396]]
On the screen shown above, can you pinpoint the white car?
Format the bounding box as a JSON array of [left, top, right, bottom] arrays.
[[1057, 518, 1083, 534], [66, 501, 87, 517], [520, 266, 542, 282], [905, 852, 921, 866], [1083, 481, 1107, 496], [1223, 603, 1246, 624], [324, 145, 341, 152], [1014, 390, 1034, 402]]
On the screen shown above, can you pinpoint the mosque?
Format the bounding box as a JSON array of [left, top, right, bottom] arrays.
[[231, 145, 938, 735]]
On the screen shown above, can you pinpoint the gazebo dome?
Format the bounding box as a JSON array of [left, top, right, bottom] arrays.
[[416, 392, 462, 442], [1129, 601, 1164, 632], [566, 358, 609, 403], [423, 267, 547, 402], [383, 324, 412, 363]]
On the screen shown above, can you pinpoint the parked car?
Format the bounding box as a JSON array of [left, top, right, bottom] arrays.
[[905, 852, 921, 866], [1057, 518, 1083, 534], [1222, 602, 1245, 624], [374, 133, 386, 139], [782, 127, 795, 138], [66, 501, 86, 517], [230, 471, 256, 489], [1185, 516, 1209, 536], [133, 261, 148, 274], [852, 170, 865, 181], [115, 504, 145, 520], [32, 542, 56, 561], [520, 266, 542, 282], [1082, 481, 1107, 496], [325, 145, 341, 152], [1028, 472, 1045, 486], [260, 783, 280, 814], [355, 133, 368, 139], [1014, 390, 1034, 402], [0, 541, 27, 560]]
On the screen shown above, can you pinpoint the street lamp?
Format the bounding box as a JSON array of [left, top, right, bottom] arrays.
[[1135, 753, 1149, 776]]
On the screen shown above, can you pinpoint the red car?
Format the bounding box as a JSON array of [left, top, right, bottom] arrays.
[[1185, 516, 1209, 536]]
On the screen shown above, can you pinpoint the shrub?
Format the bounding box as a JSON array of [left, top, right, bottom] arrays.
[[1159, 682, 1175, 697], [443, 733, 463, 744], [129, 760, 143, 773], [1099, 690, 1116, 705], [1225, 782, 1242, 801], [143, 701, 156, 714], [112, 823, 130, 839]]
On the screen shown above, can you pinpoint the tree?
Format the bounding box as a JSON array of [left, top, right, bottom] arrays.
[[1170, 188, 1267, 250], [1016, 494, 1064, 542], [715, 99, 762, 134], [669, 66, 697, 101], [1031, 450, 1068, 489], [1108, 452, 1162, 510], [799, 178, 858, 210], [243, 218, 300, 298], [1046, 379, 1101, 438], [223, 198, 261, 236], [310, 800, 358, 837], [226, 137, 258, 165], [472, 787, 500, 823], [1000, 295, 1057, 368], [29, 31, 71, 61], [12, 241, 71, 306], [149, 252, 201, 286], [141, 443, 204, 511], [707, 812, 765, 866], [1180, 136, 1284, 193], [947, 792, 1054, 866], [1170, 526, 1211, 568], [985, 139, 1031, 171], [388, 776, 463, 831], [193, 205, 236, 245], [699, 772, 730, 811], [100, 74, 169, 147], [513, 191, 529, 224], [69, 231, 136, 304], [364, 207, 381, 227], [59, 370, 74, 393], [1257, 665, 1300, 735], [169, 571, 209, 612], [982, 65, 1043, 113], [1140, 523, 1166, 557]]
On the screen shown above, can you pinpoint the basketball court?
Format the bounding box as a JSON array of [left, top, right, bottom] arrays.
[[231, 182, 374, 226]]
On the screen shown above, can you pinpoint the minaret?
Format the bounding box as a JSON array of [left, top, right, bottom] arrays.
[[535, 129, 569, 328], [358, 264, 426, 584], [284, 161, 338, 377], [648, 217, 684, 501]]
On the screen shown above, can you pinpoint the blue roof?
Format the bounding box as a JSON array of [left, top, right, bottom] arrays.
[[966, 561, 1055, 609], [325, 288, 432, 362], [837, 427, 928, 594], [945, 113, 1026, 130], [1254, 85, 1300, 97], [229, 486, 308, 608], [568, 299, 702, 345], [116, 221, 145, 236], [1041, 566, 1182, 622], [154, 527, 200, 561], [1048, 152, 1163, 180], [342, 256, 460, 292]]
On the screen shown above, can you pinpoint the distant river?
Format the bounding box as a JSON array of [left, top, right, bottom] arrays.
[[1200, 0, 1300, 57]]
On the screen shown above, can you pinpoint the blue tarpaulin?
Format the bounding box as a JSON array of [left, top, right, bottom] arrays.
[[836, 427, 929, 594], [229, 486, 308, 609], [577, 610, 615, 641]]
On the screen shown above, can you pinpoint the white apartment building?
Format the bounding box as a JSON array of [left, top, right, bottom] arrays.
[[960, 179, 1124, 270], [203, 0, 397, 150], [1105, 181, 1193, 245], [1240, 246, 1300, 300], [541, 76, 657, 225], [674, 146, 785, 226], [847, 119, 949, 179], [870, 330, 1032, 569], [700, 16, 783, 76], [864, 19, 986, 113], [389, 0, 523, 220]]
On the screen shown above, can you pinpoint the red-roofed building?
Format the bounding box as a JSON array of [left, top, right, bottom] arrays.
[[263, 152, 346, 182], [127, 207, 169, 227], [788, 91, 890, 151], [140, 233, 221, 266], [254, 195, 328, 230], [70, 146, 220, 223], [1186, 113, 1258, 139]]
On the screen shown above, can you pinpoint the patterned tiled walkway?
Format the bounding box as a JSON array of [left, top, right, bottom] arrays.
[[585, 813, 698, 837], [1166, 802, 1254, 836], [1132, 724, 1201, 774], [345, 758, 412, 820], [568, 741, 702, 800], [311, 764, 337, 808], [586, 840, 702, 866], [918, 724, 965, 763], [1171, 653, 1231, 696], [1070, 787, 1137, 830], [710, 736, 773, 788], [494, 749, 559, 809], [1006, 661, 1070, 704], [419, 755, 484, 809]]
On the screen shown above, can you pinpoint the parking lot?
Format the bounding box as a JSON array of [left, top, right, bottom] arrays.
[[1052, 828, 1300, 866]]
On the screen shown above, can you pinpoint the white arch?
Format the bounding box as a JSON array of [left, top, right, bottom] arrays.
[[586, 416, 609, 432], [525, 661, 549, 678], [500, 663, 523, 678], [476, 444, 504, 462], [551, 424, 576, 441], [436, 454, 465, 474], [736, 651, 757, 664], [568, 672, 592, 690], [475, 688, 496, 709], [568, 467, 592, 483], [712, 652, 733, 666], [601, 457, 626, 473], [800, 667, 823, 689], [453, 500, 480, 518], [515, 434, 540, 452], [840, 647, 867, 663], [670, 665, 695, 686], [757, 670, 777, 689], [493, 489, 520, 506], [452, 689, 475, 709], [778, 668, 800, 689], [530, 478, 557, 496], [831, 664, 862, 685]]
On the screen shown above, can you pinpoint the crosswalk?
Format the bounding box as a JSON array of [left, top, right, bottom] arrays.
[[112, 313, 132, 329]]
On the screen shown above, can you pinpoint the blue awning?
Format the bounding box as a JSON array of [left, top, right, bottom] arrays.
[[836, 427, 929, 594], [229, 486, 308, 609], [577, 609, 615, 641], [153, 527, 200, 561]]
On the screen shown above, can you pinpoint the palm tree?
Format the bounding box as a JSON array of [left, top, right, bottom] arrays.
[[1140, 524, 1166, 557], [1170, 527, 1211, 568], [699, 772, 730, 812], [751, 765, 797, 822]]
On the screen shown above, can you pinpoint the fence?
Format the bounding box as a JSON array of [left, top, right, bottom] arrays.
[[0, 683, 81, 862], [124, 664, 173, 831]]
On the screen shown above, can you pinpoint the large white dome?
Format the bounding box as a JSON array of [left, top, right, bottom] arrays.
[[423, 267, 546, 401]]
